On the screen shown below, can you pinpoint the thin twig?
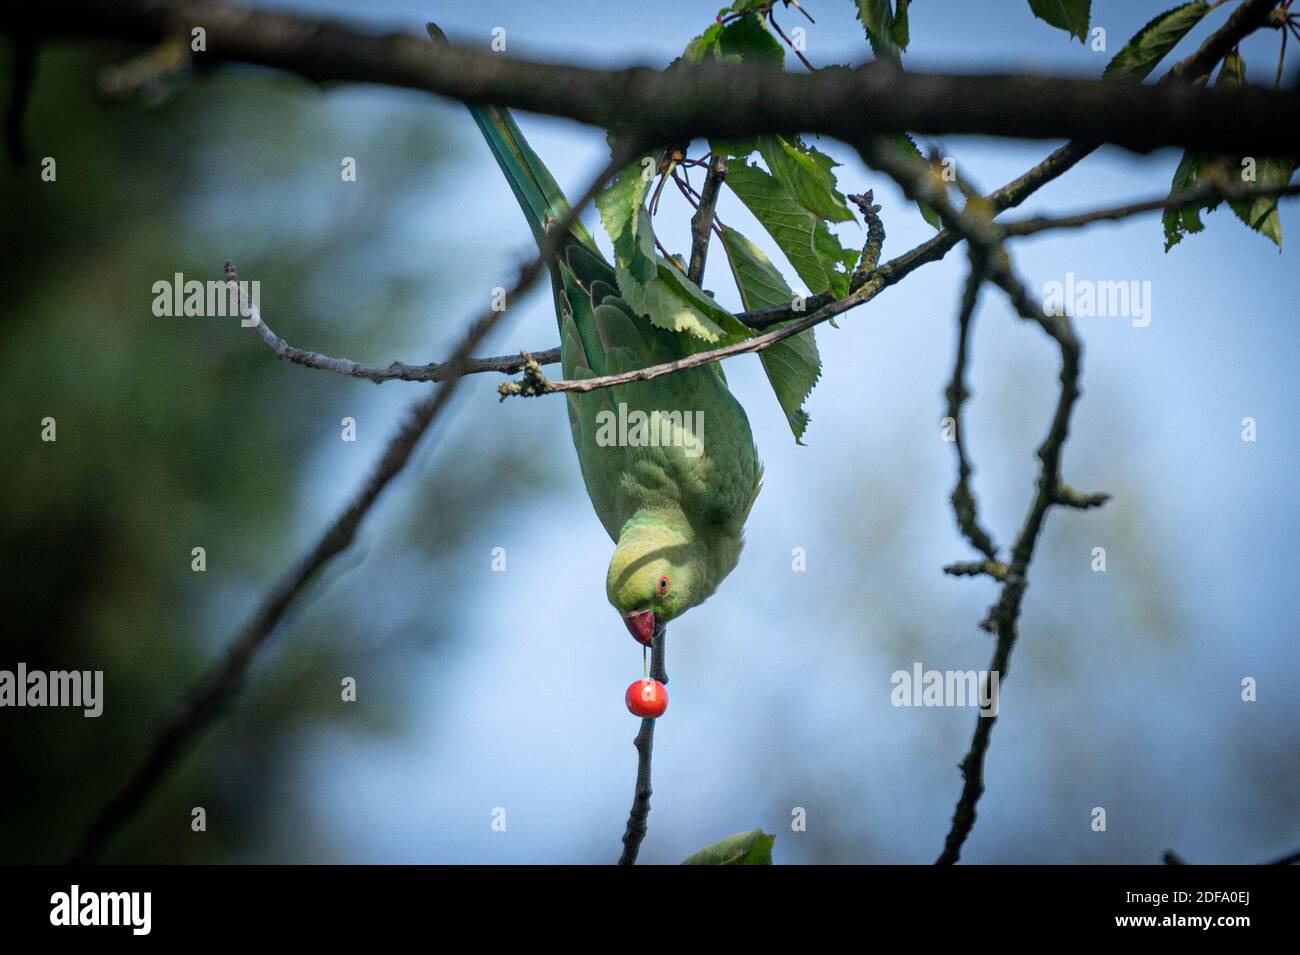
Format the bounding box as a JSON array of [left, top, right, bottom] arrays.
[[251, 176, 1299, 390], [943, 559, 1008, 580], [251, 307, 560, 383], [618, 624, 667, 865], [851, 136, 1105, 865], [1001, 180, 1300, 238], [849, 191, 885, 275], [688, 153, 726, 285], [498, 171, 1300, 398], [936, 262, 1089, 866], [944, 264, 998, 561], [767, 7, 815, 72], [251, 0, 1285, 387], [69, 141, 636, 864], [500, 274, 879, 397]]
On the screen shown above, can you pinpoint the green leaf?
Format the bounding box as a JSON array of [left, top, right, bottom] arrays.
[[597, 155, 658, 282], [617, 265, 721, 342], [1163, 51, 1241, 250], [855, 1, 908, 62], [1213, 49, 1296, 248], [723, 0, 772, 14], [616, 259, 753, 344], [1102, 2, 1211, 80], [724, 159, 855, 298], [1229, 156, 1297, 249], [1216, 47, 1246, 87], [718, 11, 785, 66], [682, 22, 723, 62], [682, 12, 783, 67], [681, 828, 775, 865], [1162, 149, 1213, 250], [656, 260, 755, 339], [882, 134, 942, 229], [1161, 50, 1299, 250], [722, 227, 821, 441], [890, 0, 912, 49], [721, 226, 794, 310], [1027, 0, 1091, 43], [758, 135, 854, 223]]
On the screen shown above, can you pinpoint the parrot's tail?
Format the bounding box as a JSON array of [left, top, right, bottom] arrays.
[[429, 23, 597, 253], [468, 104, 598, 250]]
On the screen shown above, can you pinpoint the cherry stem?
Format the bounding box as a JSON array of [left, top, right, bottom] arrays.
[[618, 622, 666, 865]]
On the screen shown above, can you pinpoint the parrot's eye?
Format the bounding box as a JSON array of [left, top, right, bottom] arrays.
[[657, 575, 670, 595]]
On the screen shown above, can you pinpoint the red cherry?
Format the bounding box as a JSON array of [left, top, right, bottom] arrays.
[[625, 678, 668, 719]]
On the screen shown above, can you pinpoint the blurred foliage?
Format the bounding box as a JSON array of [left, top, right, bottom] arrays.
[[0, 42, 558, 862]]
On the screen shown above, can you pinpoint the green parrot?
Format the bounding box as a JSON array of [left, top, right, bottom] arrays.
[[461, 100, 762, 643]]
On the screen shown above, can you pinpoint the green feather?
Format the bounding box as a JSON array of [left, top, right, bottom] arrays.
[[438, 20, 761, 624]]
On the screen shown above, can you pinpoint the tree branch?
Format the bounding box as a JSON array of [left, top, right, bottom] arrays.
[[69, 142, 635, 864], [247, 173, 1298, 391], [45, 0, 1274, 392], [733, 0, 1284, 329], [248, 298, 560, 383], [1001, 180, 1300, 238], [687, 153, 726, 286], [850, 137, 1106, 865], [499, 272, 882, 397], [618, 624, 667, 866], [497, 174, 1299, 398], [937, 260, 1091, 865], [13, 0, 1299, 155], [47, 0, 1285, 867], [944, 263, 998, 561]]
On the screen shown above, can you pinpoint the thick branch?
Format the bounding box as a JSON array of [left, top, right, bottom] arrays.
[[14, 0, 1299, 156]]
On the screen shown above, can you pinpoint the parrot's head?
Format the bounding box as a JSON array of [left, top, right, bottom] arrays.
[[606, 519, 706, 644]]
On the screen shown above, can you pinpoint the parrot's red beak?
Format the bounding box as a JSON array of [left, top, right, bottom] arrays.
[[623, 609, 655, 646]]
